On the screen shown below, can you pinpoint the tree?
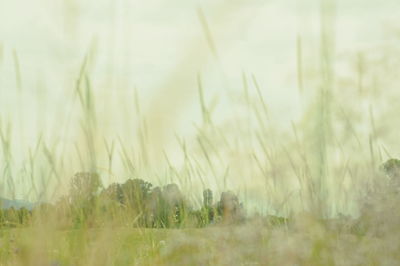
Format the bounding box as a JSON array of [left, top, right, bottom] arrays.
[[3, 207, 18, 227], [69, 172, 102, 227], [145, 186, 163, 227], [199, 189, 215, 226], [121, 179, 152, 207], [17, 207, 30, 225], [381, 158, 400, 184], [100, 183, 124, 204], [217, 191, 245, 224], [203, 189, 213, 208], [120, 178, 153, 226], [70, 172, 102, 201], [159, 184, 187, 228]]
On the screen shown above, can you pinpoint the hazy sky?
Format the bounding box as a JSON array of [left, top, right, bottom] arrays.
[[1, 0, 399, 139]]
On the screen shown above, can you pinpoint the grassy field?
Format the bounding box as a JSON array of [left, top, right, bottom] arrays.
[[1, 215, 400, 266]]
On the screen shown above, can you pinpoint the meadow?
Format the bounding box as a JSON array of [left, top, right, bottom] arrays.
[[1, 0, 400, 265]]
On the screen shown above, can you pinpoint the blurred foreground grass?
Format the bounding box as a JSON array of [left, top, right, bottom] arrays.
[[1, 214, 400, 266]]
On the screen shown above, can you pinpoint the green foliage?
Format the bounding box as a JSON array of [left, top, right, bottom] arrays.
[[121, 179, 152, 210], [381, 158, 400, 180], [69, 172, 102, 227], [198, 189, 216, 226], [0, 180, 248, 229]]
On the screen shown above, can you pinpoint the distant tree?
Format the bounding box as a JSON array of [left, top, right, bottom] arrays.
[[381, 158, 400, 185], [70, 172, 102, 202], [3, 207, 18, 227], [145, 186, 163, 227], [121, 179, 152, 206], [159, 184, 187, 228], [101, 183, 124, 204], [17, 207, 30, 225], [98, 182, 125, 222], [120, 179, 153, 226], [69, 172, 102, 227], [199, 189, 215, 226], [0, 209, 4, 225], [217, 191, 245, 224], [203, 189, 213, 208]]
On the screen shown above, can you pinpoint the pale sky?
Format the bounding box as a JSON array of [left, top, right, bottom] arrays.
[[1, 0, 398, 138]]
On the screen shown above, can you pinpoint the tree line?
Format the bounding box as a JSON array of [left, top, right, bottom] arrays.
[[3, 158, 400, 229], [0, 172, 245, 228]]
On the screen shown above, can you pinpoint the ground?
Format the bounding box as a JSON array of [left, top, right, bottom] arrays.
[[1, 218, 400, 266]]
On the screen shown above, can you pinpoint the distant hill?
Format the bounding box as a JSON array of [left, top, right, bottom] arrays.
[[0, 197, 35, 210]]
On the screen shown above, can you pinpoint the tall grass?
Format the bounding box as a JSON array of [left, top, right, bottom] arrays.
[[1, 0, 400, 265]]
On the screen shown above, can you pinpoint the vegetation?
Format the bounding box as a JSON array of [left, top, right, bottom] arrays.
[[2, 0, 400, 265], [0, 174, 247, 230], [0, 158, 399, 264]]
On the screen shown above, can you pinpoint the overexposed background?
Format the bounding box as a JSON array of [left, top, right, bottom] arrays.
[[1, 0, 400, 215]]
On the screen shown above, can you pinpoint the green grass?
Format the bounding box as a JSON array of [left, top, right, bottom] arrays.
[[1, 217, 400, 266]]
